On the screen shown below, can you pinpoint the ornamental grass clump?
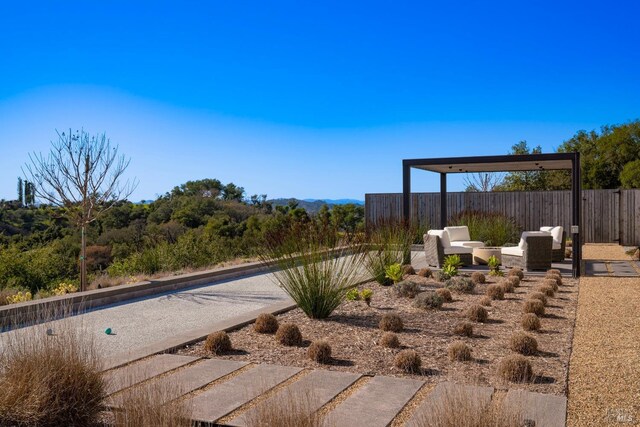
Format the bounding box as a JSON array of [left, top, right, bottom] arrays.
[[506, 275, 520, 288], [379, 313, 404, 332], [276, 323, 303, 346], [414, 292, 444, 310], [448, 342, 472, 362], [394, 280, 422, 298], [523, 299, 545, 316], [364, 221, 415, 286], [499, 278, 514, 294], [466, 304, 488, 323], [449, 210, 520, 247], [380, 332, 400, 348], [543, 278, 559, 291], [205, 331, 232, 355], [470, 271, 486, 284], [521, 313, 541, 331], [509, 332, 538, 355], [402, 264, 416, 276], [436, 288, 453, 302], [445, 276, 475, 294], [254, 313, 279, 334], [453, 322, 473, 337], [307, 341, 332, 364], [417, 268, 432, 278], [480, 296, 492, 306], [486, 284, 504, 300], [394, 350, 422, 373], [497, 355, 533, 383], [260, 223, 366, 319], [536, 284, 555, 297], [245, 388, 324, 427], [508, 268, 524, 280], [529, 292, 547, 306]]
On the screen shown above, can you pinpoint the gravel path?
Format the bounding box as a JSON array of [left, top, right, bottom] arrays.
[[0, 272, 291, 358], [567, 245, 640, 426]]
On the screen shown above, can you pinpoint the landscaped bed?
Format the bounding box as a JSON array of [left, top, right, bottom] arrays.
[[178, 270, 578, 395]]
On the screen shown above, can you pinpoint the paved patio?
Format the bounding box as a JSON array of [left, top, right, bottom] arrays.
[[104, 354, 567, 426]]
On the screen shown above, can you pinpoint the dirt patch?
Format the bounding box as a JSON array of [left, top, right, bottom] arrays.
[[567, 276, 640, 427], [178, 273, 578, 395]]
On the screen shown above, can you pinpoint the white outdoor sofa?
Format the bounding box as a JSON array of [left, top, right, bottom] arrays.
[[423, 226, 484, 268], [501, 231, 553, 271]]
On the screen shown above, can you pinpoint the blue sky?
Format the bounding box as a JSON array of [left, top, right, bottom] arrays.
[[1, 1, 638, 201]]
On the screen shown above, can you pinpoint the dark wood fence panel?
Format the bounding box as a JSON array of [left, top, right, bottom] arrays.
[[365, 190, 640, 245]]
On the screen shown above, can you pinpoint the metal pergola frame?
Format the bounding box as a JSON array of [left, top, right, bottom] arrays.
[[402, 152, 582, 278]]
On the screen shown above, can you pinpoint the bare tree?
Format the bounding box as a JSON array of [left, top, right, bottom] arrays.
[[23, 129, 137, 291], [463, 172, 504, 192]]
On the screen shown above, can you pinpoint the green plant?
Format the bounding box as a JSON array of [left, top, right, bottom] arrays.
[[259, 224, 366, 319], [379, 313, 403, 332], [384, 263, 403, 284], [254, 313, 279, 334], [394, 280, 422, 298], [450, 210, 521, 247], [444, 276, 475, 294], [394, 350, 421, 373], [441, 255, 461, 279], [360, 289, 373, 306], [346, 288, 361, 301], [276, 323, 303, 346], [5, 290, 32, 304], [308, 341, 332, 363], [414, 292, 444, 310], [204, 331, 232, 354], [487, 255, 503, 276], [364, 221, 415, 286]]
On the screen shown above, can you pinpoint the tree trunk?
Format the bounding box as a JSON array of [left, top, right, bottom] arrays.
[[81, 225, 87, 292]]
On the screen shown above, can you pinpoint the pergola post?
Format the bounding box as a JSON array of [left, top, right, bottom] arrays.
[[440, 173, 447, 229], [402, 162, 411, 224], [572, 152, 582, 278]]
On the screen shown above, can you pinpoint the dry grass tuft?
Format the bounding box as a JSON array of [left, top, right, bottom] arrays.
[[508, 267, 524, 280], [204, 331, 233, 354], [506, 275, 520, 288], [0, 320, 105, 426], [543, 278, 559, 291], [112, 381, 191, 427], [547, 268, 561, 275], [307, 340, 332, 363], [479, 296, 492, 307], [497, 355, 533, 383], [521, 313, 541, 331], [522, 299, 545, 316], [485, 284, 504, 300], [414, 292, 444, 310], [414, 387, 524, 426], [528, 292, 547, 306], [448, 342, 472, 361], [499, 279, 514, 294], [394, 350, 422, 373], [402, 264, 416, 276], [275, 323, 303, 346], [417, 268, 433, 278], [245, 388, 324, 427], [453, 322, 474, 337], [379, 313, 404, 332], [395, 280, 422, 298], [436, 288, 453, 302], [470, 271, 486, 284], [380, 332, 400, 348], [254, 313, 279, 334], [536, 284, 555, 297], [509, 332, 538, 355], [466, 304, 488, 323]]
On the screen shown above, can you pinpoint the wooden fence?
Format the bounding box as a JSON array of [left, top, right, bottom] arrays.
[[365, 189, 640, 245]]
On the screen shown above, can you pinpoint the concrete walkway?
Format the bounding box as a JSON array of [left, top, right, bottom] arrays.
[[0, 271, 292, 359], [104, 354, 567, 427]]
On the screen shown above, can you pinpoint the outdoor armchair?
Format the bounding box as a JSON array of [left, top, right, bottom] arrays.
[[501, 231, 553, 271], [540, 226, 566, 262], [424, 229, 473, 268]]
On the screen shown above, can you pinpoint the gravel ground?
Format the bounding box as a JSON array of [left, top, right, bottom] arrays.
[[567, 245, 640, 426], [0, 273, 291, 358], [180, 272, 579, 395], [582, 244, 634, 261]]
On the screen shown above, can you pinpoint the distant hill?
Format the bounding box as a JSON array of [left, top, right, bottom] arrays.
[[268, 198, 363, 214]]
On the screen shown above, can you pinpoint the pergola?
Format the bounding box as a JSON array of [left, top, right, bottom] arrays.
[[402, 153, 582, 277]]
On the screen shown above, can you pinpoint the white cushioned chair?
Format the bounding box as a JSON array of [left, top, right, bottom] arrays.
[[444, 226, 485, 248], [501, 231, 553, 271], [423, 229, 473, 268], [540, 226, 566, 262]]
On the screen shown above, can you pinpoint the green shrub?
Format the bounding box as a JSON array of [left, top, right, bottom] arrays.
[[450, 210, 521, 247], [394, 280, 422, 298], [384, 263, 403, 284], [445, 277, 475, 294], [441, 255, 461, 279], [487, 255, 503, 276], [364, 221, 415, 286], [360, 289, 373, 306], [346, 288, 361, 301]]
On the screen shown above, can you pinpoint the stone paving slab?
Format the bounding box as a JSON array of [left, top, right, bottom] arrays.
[[186, 363, 303, 424], [608, 261, 639, 276], [504, 389, 567, 427], [107, 358, 248, 407], [405, 382, 494, 427], [585, 261, 609, 276], [227, 369, 362, 427], [323, 375, 424, 427], [103, 353, 198, 395]]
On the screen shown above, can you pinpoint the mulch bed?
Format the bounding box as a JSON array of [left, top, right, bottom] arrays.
[[178, 272, 578, 395]]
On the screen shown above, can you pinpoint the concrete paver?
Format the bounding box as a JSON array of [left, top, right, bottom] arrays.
[[186, 363, 302, 423], [504, 388, 567, 427], [323, 375, 424, 427], [103, 353, 197, 395], [228, 369, 361, 427]]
